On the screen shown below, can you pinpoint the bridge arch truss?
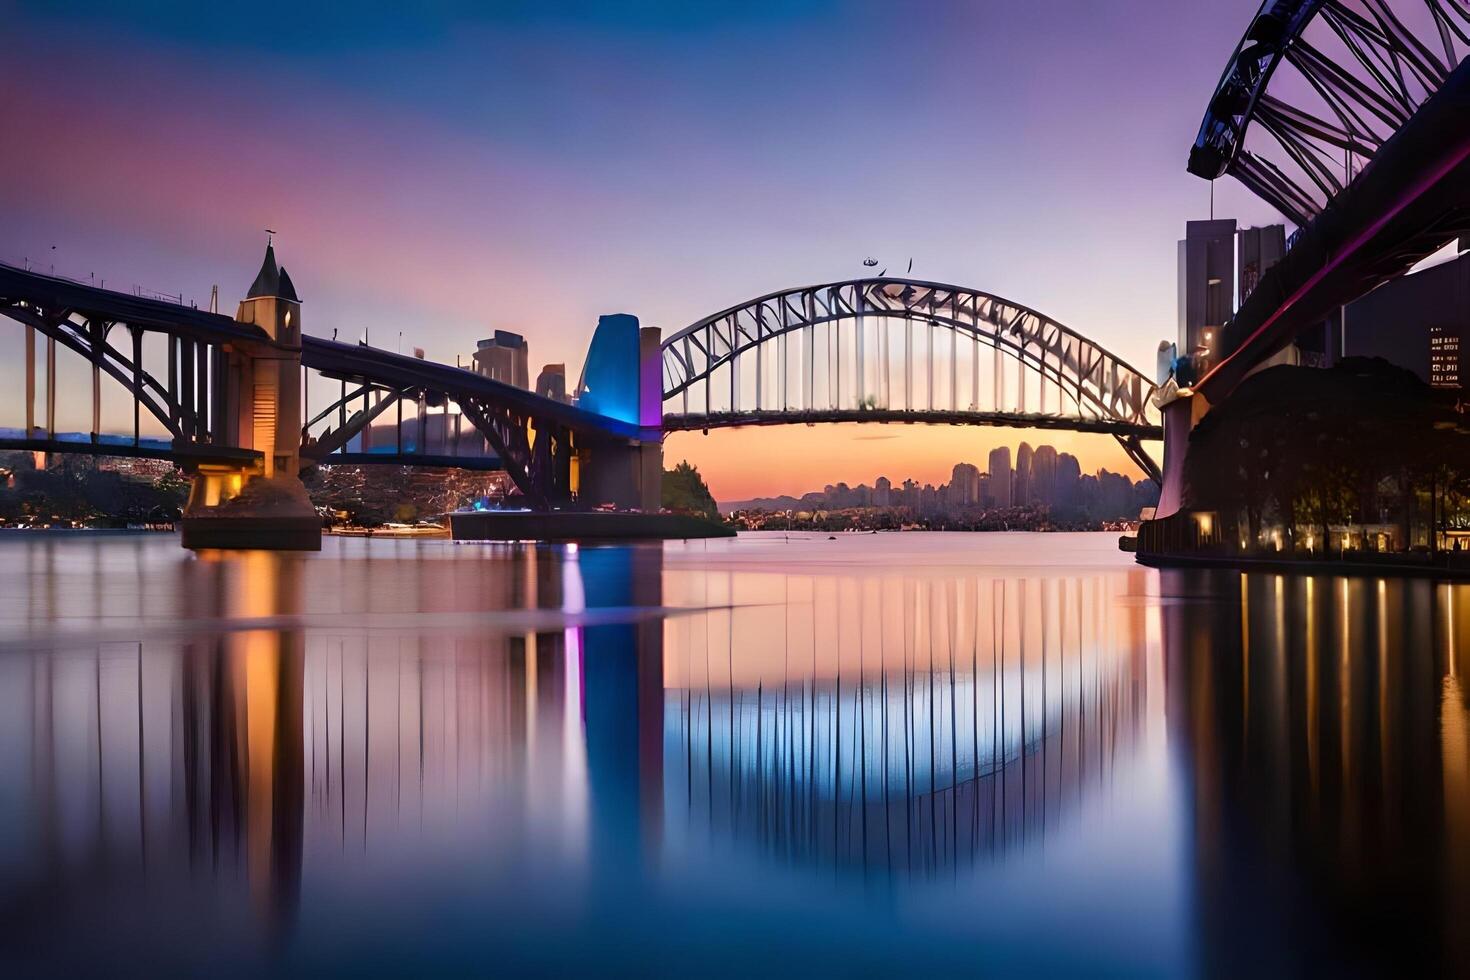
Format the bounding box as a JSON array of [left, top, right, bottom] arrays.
[[0, 263, 264, 465], [661, 278, 1161, 481]]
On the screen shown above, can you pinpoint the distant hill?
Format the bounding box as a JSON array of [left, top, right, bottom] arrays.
[[719, 495, 812, 515]]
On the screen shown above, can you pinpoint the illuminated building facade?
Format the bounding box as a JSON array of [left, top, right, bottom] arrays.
[[1344, 247, 1469, 391]]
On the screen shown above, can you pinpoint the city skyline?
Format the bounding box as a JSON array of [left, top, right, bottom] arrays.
[[715, 437, 1152, 511]]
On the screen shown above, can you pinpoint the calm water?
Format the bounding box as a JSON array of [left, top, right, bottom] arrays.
[[0, 532, 1467, 976]]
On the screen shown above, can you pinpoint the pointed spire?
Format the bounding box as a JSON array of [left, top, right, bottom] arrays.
[[246, 242, 281, 299], [277, 266, 300, 303]]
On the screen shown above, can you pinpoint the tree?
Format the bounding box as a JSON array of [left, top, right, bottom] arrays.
[[1184, 358, 1470, 554], [661, 461, 720, 521]]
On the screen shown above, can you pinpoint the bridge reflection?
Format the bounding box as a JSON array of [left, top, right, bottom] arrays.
[[12, 540, 1470, 969], [0, 542, 1153, 941], [661, 572, 1153, 877]]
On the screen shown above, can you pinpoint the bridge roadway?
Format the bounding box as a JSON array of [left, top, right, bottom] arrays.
[[300, 335, 647, 444], [664, 408, 1162, 440]]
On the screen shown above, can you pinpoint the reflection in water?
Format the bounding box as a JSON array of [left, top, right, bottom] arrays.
[[1171, 570, 1470, 976], [663, 574, 1151, 876], [1, 534, 1470, 973], [0, 541, 611, 969]]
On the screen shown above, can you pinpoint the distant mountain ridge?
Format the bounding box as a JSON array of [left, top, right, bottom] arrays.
[[718, 495, 810, 515]]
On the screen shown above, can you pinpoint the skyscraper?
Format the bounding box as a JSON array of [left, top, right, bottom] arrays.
[[1014, 442, 1034, 506], [472, 330, 530, 389], [1344, 247, 1469, 389], [987, 446, 1012, 509], [1056, 452, 1082, 510], [1178, 218, 1236, 366], [1031, 445, 1058, 506], [1237, 224, 1285, 307], [873, 476, 892, 507], [535, 363, 568, 401], [1431, 325, 1463, 389], [950, 463, 981, 507]]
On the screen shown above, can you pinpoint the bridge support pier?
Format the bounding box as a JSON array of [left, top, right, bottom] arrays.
[[1153, 391, 1207, 520], [180, 244, 321, 551], [577, 439, 662, 513]]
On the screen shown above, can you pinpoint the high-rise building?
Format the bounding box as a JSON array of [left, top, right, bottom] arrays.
[[987, 446, 1012, 509], [1237, 224, 1285, 307], [1343, 247, 1469, 390], [1030, 445, 1058, 506], [1014, 442, 1034, 506], [1056, 452, 1082, 510], [873, 476, 892, 507], [1431, 325, 1463, 389], [472, 330, 530, 389], [950, 463, 981, 507], [536, 363, 568, 402], [1178, 218, 1236, 365]]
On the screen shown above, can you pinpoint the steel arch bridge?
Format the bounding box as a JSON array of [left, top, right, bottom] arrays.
[[661, 278, 1162, 482], [1186, 0, 1470, 398], [0, 261, 644, 509]]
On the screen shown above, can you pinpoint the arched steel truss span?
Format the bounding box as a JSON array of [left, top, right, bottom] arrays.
[[1187, 0, 1470, 398], [661, 278, 1161, 482], [1189, 0, 1470, 228], [0, 262, 265, 465]]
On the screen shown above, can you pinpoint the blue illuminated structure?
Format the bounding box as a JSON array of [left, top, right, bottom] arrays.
[[577, 314, 650, 426]]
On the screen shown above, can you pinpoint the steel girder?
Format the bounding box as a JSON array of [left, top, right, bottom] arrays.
[[662, 409, 1161, 440], [661, 278, 1157, 428], [661, 277, 1162, 483], [303, 375, 574, 508], [0, 284, 234, 450], [301, 339, 597, 506], [1190, 0, 1470, 228]]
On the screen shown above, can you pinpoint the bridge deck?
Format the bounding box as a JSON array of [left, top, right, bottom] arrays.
[[0, 263, 269, 344], [302, 337, 649, 441], [0, 436, 260, 465], [663, 408, 1162, 440]]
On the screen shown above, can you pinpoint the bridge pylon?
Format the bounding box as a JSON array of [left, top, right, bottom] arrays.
[[573, 315, 664, 512], [180, 243, 321, 550]]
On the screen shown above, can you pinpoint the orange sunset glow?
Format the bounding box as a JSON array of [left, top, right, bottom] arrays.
[[666, 423, 1154, 501]]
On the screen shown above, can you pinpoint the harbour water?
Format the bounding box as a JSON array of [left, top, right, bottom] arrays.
[[0, 532, 1467, 976]]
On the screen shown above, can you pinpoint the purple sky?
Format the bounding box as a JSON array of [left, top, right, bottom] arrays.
[[0, 1, 1287, 494]]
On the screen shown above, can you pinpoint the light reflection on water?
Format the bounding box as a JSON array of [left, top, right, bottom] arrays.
[[0, 533, 1466, 975]]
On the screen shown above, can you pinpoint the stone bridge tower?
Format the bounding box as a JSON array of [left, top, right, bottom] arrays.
[[180, 242, 321, 550]]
